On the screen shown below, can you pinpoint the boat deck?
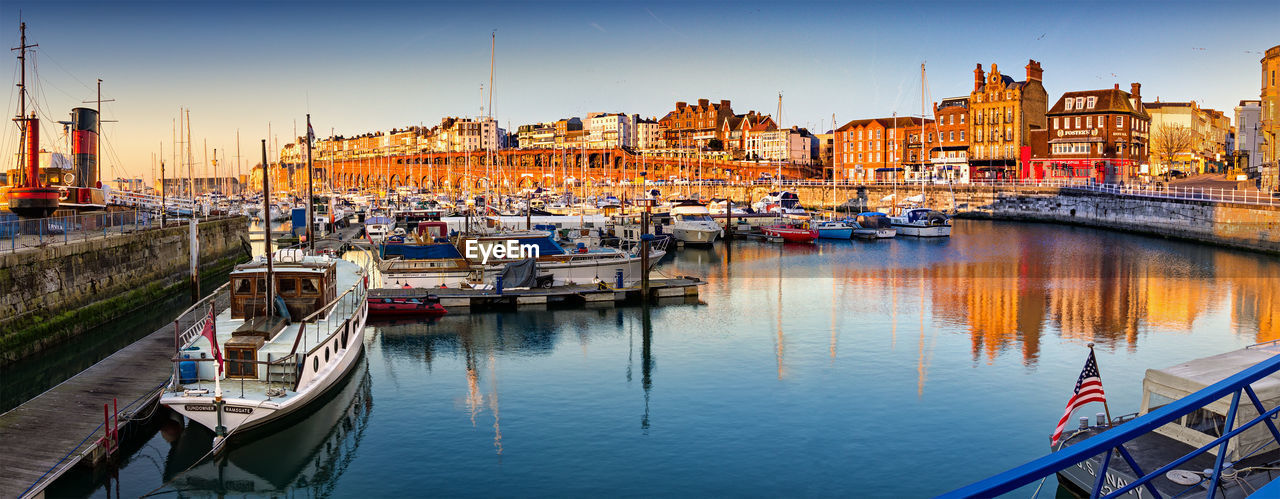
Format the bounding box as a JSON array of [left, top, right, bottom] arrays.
[[0, 291, 230, 498]]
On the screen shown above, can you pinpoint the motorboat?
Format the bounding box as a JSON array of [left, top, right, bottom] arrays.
[[160, 250, 369, 442], [669, 200, 721, 245], [853, 212, 897, 239], [1056, 342, 1280, 498], [762, 224, 818, 243], [753, 191, 806, 216], [889, 208, 951, 237], [364, 216, 393, 243], [377, 230, 666, 289], [814, 220, 854, 239], [367, 296, 448, 317]]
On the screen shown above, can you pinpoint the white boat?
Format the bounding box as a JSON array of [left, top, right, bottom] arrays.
[[669, 201, 721, 245], [377, 230, 665, 289], [160, 250, 369, 442], [1056, 342, 1280, 498], [752, 191, 806, 216], [364, 216, 393, 243], [708, 199, 749, 216], [889, 208, 951, 237], [853, 212, 897, 239]]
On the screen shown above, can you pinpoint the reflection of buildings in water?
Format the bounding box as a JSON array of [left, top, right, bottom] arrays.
[[924, 261, 1046, 365], [1217, 252, 1280, 342], [167, 358, 374, 495]]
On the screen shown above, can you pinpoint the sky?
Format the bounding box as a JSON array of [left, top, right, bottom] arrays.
[[1, 0, 1277, 183]]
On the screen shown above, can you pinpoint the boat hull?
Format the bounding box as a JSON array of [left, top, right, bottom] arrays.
[[762, 226, 818, 243], [382, 250, 666, 288], [854, 228, 897, 239], [816, 228, 853, 239], [162, 301, 368, 438], [892, 224, 951, 237], [673, 226, 720, 245]]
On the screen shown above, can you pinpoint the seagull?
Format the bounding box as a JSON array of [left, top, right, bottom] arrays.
[[1037, 33, 1046, 40]]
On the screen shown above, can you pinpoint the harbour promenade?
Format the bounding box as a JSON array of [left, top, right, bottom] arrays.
[[0, 290, 228, 498]]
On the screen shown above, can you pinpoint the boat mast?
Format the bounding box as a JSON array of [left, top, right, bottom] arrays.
[[13, 22, 33, 180], [306, 113, 315, 252], [261, 139, 275, 317]]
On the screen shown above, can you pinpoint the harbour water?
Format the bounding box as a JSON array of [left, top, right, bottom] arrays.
[[43, 219, 1280, 497]]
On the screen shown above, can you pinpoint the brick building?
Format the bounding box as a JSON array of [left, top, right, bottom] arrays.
[[1030, 83, 1150, 183], [968, 60, 1048, 180], [1261, 44, 1280, 188], [658, 99, 736, 148], [833, 116, 928, 182], [927, 97, 970, 182]]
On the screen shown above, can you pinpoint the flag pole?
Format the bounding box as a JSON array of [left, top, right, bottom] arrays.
[[1089, 342, 1112, 425], [211, 303, 226, 442]]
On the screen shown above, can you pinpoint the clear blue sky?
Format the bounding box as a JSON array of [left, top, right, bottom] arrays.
[[2, 0, 1277, 182]]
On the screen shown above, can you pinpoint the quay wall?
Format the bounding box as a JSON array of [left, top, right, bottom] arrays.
[[0, 216, 250, 366], [706, 184, 1280, 254]]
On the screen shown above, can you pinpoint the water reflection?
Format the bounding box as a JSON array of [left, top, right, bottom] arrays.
[[164, 358, 372, 495]]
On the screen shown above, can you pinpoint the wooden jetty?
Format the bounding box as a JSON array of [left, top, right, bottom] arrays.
[[369, 277, 704, 312], [0, 289, 229, 498]]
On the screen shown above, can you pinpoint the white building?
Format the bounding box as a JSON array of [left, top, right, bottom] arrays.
[[586, 112, 633, 149], [745, 128, 812, 164], [1236, 100, 1264, 171], [634, 117, 663, 150]]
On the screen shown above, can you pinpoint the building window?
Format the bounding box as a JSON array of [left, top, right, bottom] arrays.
[[876, 130, 882, 139], [1075, 97, 1085, 109], [1075, 116, 1081, 128], [1117, 116, 1124, 128], [1086, 96, 1097, 109], [1086, 116, 1092, 128], [949, 131, 955, 141], [1066, 99, 1074, 111], [959, 131, 965, 141], [960, 114, 966, 124]]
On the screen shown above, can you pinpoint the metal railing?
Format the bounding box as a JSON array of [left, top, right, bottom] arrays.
[[106, 189, 197, 215], [1, 209, 152, 253], [941, 352, 1280, 498]]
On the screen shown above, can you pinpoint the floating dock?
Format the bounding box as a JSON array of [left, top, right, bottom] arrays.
[[369, 277, 704, 312], [0, 291, 229, 498]]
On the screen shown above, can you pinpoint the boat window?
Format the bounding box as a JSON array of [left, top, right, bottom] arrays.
[[278, 278, 298, 296], [1183, 408, 1225, 438], [1147, 392, 1176, 412], [234, 278, 252, 294], [301, 278, 321, 295], [256, 278, 266, 294]]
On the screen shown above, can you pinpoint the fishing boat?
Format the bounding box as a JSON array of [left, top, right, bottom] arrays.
[[814, 220, 854, 239], [1056, 342, 1280, 498], [762, 224, 818, 243], [669, 200, 721, 245], [160, 249, 369, 442], [853, 212, 897, 239], [889, 208, 951, 237]]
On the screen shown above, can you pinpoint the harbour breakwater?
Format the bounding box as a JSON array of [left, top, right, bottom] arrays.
[[711, 183, 1279, 254], [0, 216, 250, 366]]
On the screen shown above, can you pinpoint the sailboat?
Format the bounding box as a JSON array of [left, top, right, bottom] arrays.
[[889, 63, 952, 237], [160, 139, 369, 445]]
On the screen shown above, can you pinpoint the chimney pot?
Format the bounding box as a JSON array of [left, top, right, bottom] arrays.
[[698, 98, 709, 107]]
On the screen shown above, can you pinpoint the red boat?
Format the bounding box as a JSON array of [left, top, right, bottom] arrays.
[[762, 224, 818, 243], [367, 297, 448, 317]]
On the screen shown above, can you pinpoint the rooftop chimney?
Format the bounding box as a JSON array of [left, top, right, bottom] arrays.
[[720, 99, 730, 108], [974, 63, 985, 92], [676, 101, 687, 110], [1025, 59, 1043, 81], [1130, 82, 1142, 102], [698, 98, 710, 108], [1114, 83, 1120, 90]]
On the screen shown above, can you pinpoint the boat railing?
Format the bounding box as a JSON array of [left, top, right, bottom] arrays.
[[169, 283, 231, 392], [941, 352, 1280, 498], [288, 272, 367, 358]]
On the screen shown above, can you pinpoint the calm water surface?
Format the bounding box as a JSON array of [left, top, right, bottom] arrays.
[[48, 220, 1280, 497]]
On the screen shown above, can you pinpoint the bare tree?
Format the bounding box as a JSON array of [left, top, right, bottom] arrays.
[[1150, 124, 1195, 176]]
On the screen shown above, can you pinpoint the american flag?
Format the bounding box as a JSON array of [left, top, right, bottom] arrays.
[[1051, 349, 1107, 446]]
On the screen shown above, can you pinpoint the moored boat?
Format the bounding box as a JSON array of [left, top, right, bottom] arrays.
[[669, 200, 721, 245], [853, 212, 897, 239], [762, 224, 818, 243], [889, 208, 951, 237], [814, 220, 854, 239], [160, 250, 369, 443]]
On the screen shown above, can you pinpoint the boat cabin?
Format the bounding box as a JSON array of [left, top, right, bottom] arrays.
[[855, 212, 894, 229], [1141, 342, 1280, 461], [229, 250, 339, 323]]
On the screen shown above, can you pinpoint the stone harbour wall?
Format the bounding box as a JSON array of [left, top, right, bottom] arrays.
[[0, 216, 250, 365]]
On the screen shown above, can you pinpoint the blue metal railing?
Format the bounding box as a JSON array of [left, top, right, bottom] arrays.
[[941, 352, 1280, 498]]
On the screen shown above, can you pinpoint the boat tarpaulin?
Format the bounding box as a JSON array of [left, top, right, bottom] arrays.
[[381, 243, 463, 260], [498, 258, 538, 288]]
